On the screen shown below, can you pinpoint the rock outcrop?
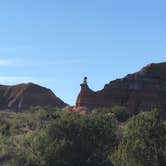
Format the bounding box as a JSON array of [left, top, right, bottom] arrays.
[[0, 82, 66, 111], [76, 63, 166, 114]]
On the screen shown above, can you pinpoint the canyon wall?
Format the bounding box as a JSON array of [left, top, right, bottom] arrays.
[[76, 63, 166, 114]]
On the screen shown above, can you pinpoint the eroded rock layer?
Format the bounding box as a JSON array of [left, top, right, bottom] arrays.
[[76, 63, 166, 114], [0, 83, 66, 111]]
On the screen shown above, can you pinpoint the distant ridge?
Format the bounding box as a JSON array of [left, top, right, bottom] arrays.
[[76, 62, 166, 115], [0, 82, 67, 111]]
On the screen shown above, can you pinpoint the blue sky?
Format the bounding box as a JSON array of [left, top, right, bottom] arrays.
[[0, 0, 165, 104]]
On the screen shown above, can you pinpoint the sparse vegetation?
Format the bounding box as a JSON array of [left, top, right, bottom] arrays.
[[0, 107, 165, 166]]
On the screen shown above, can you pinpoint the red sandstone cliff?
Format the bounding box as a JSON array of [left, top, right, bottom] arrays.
[[0, 82, 66, 111], [76, 63, 166, 114]]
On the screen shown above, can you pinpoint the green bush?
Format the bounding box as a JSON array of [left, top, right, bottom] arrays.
[[111, 106, 130, 122], [111, 110, 166, 166], [10, 111, 117, 166], [92, 106, 130, 122]]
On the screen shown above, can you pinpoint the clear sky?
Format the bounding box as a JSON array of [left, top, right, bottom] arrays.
[[0, 0, 165, 104]]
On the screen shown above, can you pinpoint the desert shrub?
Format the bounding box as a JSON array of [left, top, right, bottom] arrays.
[[111, 110, 166, 166], [111, 106, 130, 122], [92, 106, 130, 122], [10, 111, 117, 166], [0, 119, 10, 136]]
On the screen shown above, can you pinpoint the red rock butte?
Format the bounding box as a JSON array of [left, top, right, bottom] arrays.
[[76, 63, 166, 115], [0, 82, 66, 111]]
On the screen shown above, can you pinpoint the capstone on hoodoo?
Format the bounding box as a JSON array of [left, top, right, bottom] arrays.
[[76, 77, 96, 109]]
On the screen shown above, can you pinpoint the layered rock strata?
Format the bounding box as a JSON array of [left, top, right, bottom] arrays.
[[0, 82, 66, 111], [76, 63, 166, 114]]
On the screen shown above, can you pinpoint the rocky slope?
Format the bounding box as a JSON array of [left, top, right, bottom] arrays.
[[0, 83, 66, 111], [76, 63, 166, 114]]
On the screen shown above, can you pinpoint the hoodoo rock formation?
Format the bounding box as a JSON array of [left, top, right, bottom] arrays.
[[0, 83, 66, 111], [76, 63, 166, 114]]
